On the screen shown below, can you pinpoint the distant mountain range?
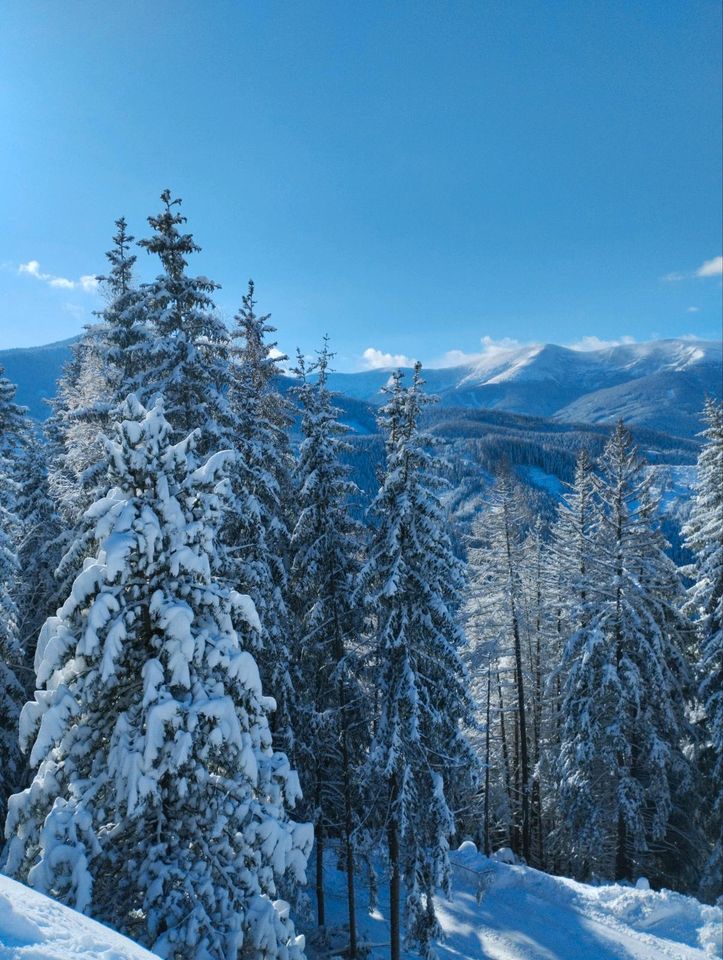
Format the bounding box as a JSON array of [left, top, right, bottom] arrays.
[[0, 336, 720, 438], [324, 339, 722, 438]]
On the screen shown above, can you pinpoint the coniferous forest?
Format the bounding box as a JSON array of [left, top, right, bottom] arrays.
[[0, 193, 721, 960]]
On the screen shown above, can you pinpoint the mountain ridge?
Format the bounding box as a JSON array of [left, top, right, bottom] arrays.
[[0, 336, 720, 437]]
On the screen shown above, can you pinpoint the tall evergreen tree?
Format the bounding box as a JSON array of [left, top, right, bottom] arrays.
[[363, 364, 477, 960], [226, 280, 296, 756], [138, 189, 232, 456], [4, 397, 312, 960], [290, 341, 367, 952], [0, 366, 26, 823], [683, 398, 723, 899], [14, 441, 62, 678], [556, 422, 695, 883]]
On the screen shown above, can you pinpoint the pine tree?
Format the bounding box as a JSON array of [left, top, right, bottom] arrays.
[[682, 398, 723, 900], [0, 366, 26, 823], [290, 341, 367, 952], [138, 189, 232, 456], [557, 422, 695, 883], [4, 397, 312, 960], [226, 281, 296, 756], [363, 364, 477, 960]]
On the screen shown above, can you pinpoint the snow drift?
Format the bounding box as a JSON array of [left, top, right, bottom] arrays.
[[0, 873, 158, 959], [310, 842, 722, 960]]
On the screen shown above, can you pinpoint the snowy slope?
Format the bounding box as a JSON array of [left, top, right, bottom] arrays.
[[0, 874, 159, 960], [307, 843, 722, 960]]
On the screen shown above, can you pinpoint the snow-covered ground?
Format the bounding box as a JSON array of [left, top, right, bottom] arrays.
[[306, 842, 722, 960], [2, 847, 720, 960], [0, 874, 158, 960]]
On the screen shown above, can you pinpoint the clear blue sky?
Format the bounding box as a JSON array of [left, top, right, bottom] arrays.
[[1, 0, 721, 369]]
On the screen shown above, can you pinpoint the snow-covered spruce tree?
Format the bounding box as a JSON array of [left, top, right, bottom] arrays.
[[290, 341, 367, 952], [14, 441, 62, 679], [362, 364, 477, 960], [138, 190, 233, 457], [226, 281, 296, 756], [45, 328, 110, 529], [682, 398, 723, 900], [48, 220, 154, 593], [97, 216, 154, 405], [0, 366, 27, 823], [545, 447, 597, 870], [556, 421, 695, 883], [4, 396, 312, 960]]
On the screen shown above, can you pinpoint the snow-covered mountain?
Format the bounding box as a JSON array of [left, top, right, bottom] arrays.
[[326, 339, 721, 436], [0, 336, 720, 436]]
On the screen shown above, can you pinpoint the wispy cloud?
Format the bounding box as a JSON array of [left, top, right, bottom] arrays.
[[18, 259, 98, 293], [361, 347, 415, 370], [567, 335, 636, 352], [686, 306, 700, 313], [662, 254, 722, 282]]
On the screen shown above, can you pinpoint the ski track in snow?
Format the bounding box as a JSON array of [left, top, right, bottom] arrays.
[[306, 844, 722, 960]]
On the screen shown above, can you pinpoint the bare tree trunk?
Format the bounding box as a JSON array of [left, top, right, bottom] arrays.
[[497, 670, 513, 848], [388, 776, 401, 960], [315, 773, 325, 928], [483, 662, 492, 856]]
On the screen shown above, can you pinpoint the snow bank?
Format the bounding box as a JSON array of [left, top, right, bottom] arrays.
[[0, 874, 158, 959], [307, 843, 722, 960]]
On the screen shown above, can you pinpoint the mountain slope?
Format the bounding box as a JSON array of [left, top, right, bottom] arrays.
[[0, 337, 76, 420]]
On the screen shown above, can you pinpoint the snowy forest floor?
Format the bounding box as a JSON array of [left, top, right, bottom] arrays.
[[303, 843, 722, 960], [0, 847, 720, 960]]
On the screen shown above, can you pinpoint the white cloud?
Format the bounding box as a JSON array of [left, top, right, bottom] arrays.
[[361, 347, 415, 369], [662, 254, 722, 282], [567, 335, 636, 352], [18, 259, 98, 293], [429, 337, 529, 368], [686, 306, 700, 313], [695, 255, 723, 278]]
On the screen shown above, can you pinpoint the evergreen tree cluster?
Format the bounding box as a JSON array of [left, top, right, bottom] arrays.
[[0, 192, 720, 960], [0, 192, 478, 960], [464, 415, 722, 900]]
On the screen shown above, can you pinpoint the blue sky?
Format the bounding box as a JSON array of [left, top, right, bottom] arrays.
[[1, 0, 720, 369]]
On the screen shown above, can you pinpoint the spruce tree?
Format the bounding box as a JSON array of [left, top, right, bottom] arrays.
[[0, 366, 26, 823], [557, 422, 694, 883], [683, 398, 723, 899], [363, 364, 477, 960], [4, 397, 312, 960], [290, 341, 367, 952], [226, 280, 296, 756], [138, 189, 232, 456]]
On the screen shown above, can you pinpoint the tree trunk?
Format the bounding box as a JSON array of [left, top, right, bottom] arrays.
[[388, 776, 401, 960], [315, 773, 325, 928], [339, 678, 358, 958], [483, 663, 492, 856], [504, 507, 530, 863]]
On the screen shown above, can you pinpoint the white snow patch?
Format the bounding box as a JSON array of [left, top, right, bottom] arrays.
[[0, 873, 159, 958]]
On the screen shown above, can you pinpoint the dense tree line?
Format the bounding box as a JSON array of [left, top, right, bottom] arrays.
[[0, 192, 720, 960]]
